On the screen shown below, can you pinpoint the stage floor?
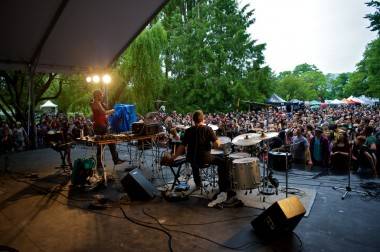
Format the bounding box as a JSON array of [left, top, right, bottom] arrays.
[[0, 146, 380, 252]]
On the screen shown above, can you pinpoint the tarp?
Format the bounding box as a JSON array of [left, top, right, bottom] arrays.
[[266, 93, 286, 104], [0, 0, 168, 74], [347, 96, 363, 104], [109, 104, 137, 133], [309, 100, 321, 105], [330, 99, 343, 105], [40, 100, 58, 108], [342, 98, 357, 105]]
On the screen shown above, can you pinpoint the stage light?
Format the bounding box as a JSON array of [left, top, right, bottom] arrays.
[[92, 75, 100, 83], [86, 76, 92, 83], [102, 74, 111, 84]]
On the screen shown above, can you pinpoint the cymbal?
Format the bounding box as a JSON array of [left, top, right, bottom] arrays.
[[47, 130, 62, 135], [175, 125, 190, 130], [232, 133, 261, 146], [252, 128, 264, 132], [258, 132, 278, 140], [208, 124, 219, 131], [211, 149, 224, 155], [218, 136, 231, 144]]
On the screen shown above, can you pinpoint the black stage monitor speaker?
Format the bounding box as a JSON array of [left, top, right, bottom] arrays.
[[121, 169, 159, 201], [251, 196, 306, 237]]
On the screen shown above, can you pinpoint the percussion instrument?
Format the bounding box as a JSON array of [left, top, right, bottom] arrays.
[[208, 124, 219, 131], [258, 132, 279, 141], [268, 151, 291, 171], [218, 136, 232, 155], [231, 157, 261, 190], [132, 122, 144, 134], [211, 149, 224, 157], [228, 152, 251, 159], [232, 133, 261, 146], [144, 123, 162, 135], [175, 125, 190, 131]]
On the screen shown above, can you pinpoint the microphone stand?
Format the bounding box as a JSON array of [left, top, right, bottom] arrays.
[[285, 151, 289, 198], [332, 129, 368, 200]]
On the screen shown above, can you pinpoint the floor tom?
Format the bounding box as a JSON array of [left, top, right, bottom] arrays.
[[231, 157, 261, 190]]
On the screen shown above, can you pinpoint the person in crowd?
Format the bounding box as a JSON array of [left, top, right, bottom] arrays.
[[13, 122, 27, 151], [291, 127, 309, 167], [310, 127, 330, 168], [2, 123, 13, 153], [352, 135, 377, 178], [331, 131, 350, 172]]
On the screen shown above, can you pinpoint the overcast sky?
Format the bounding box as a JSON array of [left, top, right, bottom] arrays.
[[239, 0, 378, 74]]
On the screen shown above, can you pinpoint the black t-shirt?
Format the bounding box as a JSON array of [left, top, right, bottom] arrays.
[[183, 125, 217, 164]]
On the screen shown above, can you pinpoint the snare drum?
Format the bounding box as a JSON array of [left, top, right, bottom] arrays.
[[231, 157, 261, 190]]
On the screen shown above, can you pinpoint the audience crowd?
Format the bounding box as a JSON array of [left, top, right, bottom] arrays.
[[1, 105, 379, 178]]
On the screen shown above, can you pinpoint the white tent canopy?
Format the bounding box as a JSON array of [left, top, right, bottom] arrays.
[[40, 100, 58, 109], [0, 0, 168, 74], [330, 99, 343, 105]]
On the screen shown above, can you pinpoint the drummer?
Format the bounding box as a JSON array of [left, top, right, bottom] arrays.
[[181, 110, 236, 201]]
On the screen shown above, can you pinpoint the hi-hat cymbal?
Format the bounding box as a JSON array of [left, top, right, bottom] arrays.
[[232, 133, 261, 146], [175, 125, 190, 130]]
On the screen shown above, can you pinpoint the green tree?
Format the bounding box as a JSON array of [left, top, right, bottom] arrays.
[[345, 38, 380, 97], [346, 1, 380, 98], [162, 0, 271, 113], [0, 70, 64, 147], [293, 63, 319, 75], [112, 22, 167, 114], [275, 74, 316, 101], [365, 0, 380, 35], [329, 73, 349, 99], [300, 70, 327, 99]]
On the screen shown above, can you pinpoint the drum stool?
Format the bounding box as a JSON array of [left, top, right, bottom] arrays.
[[199, 164, 218, 194]]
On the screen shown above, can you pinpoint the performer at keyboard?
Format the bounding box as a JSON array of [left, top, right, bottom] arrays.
[[91, 90, 125, 180], [180, 110, 236, 200]]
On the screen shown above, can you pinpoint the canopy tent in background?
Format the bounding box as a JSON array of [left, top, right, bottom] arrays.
[[0, 0, 168, 73], [40, 100, 58, 114], [288, 99, 303, 104], [266, 93, 286, 105], [325, 99, 343, 105], [40, 100, 57, 109], [342, 98, 358, 105], [356, 95, 379, 105], [347, 96, 364, 104], [309, 100, 321, 105]]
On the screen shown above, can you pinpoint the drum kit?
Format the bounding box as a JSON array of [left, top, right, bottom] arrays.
[[169, 123, 290, 197], [211, 130, 288, 197]]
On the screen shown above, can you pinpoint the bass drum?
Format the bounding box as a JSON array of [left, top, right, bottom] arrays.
[[231, 157, 261, 190]]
